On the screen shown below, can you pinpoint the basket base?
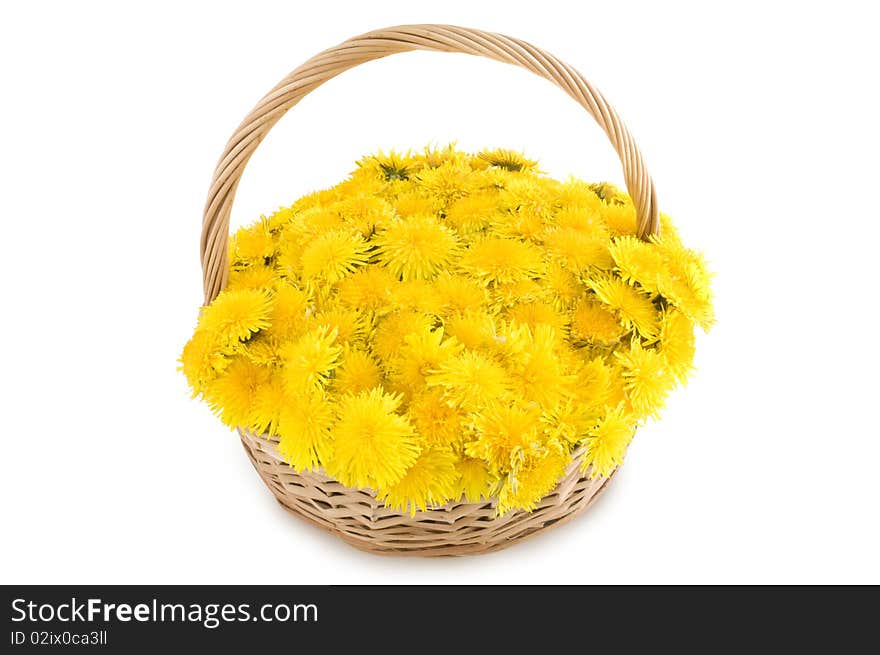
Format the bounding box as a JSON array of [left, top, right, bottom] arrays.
[[239, 429, 615, 557]]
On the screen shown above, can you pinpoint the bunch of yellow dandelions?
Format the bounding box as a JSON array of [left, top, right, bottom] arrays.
[[181, 146, 713, 516]]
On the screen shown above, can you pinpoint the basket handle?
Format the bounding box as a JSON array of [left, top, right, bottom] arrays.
[[201, 24, 659, 303]]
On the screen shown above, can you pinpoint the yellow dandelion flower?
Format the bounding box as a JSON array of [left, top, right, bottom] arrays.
[[552, 205, 608, 239], [479, 166, 516, 190], [285, 206, 346, 243], [406, 388, 465, 447], [279, 228, 336, 278], [179, 330, 227, 395], [459, 237, 545, 286], [250, 380, 287, 435], [477, 148, 538, 172], [442, 310, 497, 351], [505, 324, 576, 407], [498, 176, 552, 210], [570, 298, 624, 345], [289, 187, 339, 214], [391, 326, 462, 394], [336, 266, 398, 311], [432, 273, 487, 315], [279, 326, 342, 393], [508, 353, 575, 408], [574, 357, 614, 412], [541, 401, 592, 445], [333, 347, 383, 395], [543, 263, 583, 310], [506, 300, 566, 332], [427, 350, 511, 411], [197, 288, 273, 345], [469, 154, 490, 171], [392, 279, 441, 313], [393, 190, 435, 218], [614, 340, 675, 419], [413, 143, 470, 168], [490, 319, 533, 360], [543, 227, 613, 271], [658, 212, 682, 247], [555, 179, 605, 213], [589, 181, 626, 203], [456, 457, 497, 503], [554, 342, 585, 377], [466, 402, 543, 471], [608, 235, 668, 293], [371, 311, 435, 363], [381, 177, 414, 200], [493, 205, 547, 241], [300, 229, 369, 284], [334, 175, 379, 199], [581, 405, 636, 478], [274, 240, 302, 281], [334, 175, 387, 200], [334, 195, 394, 237], [601, 198, 638, 235], [324, 388, 419, 490], [498, 451, 568, 514], [311, 307, 365, 345], [267, 284, 310, 339], [374, 214, 459, 280], [491, 278, 544, 308], [605, 365, 630, 410], [264, 206, 296, 232], [239, 334, 284, 367], [228, 264, 277, 290], [445, 194, 498, 235], [654, 238, 715, 330], [204, 358, 271, 428], [232, 219, 275, 264], [659, 309, 696, 384], [277, 391, 335, 472], [377, 447, 459, 515], [415, 161, 476, 207], [356, 149, 416, 181], [587, 275, 659, 338]]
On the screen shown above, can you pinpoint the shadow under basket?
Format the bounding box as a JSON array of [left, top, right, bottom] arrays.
[[239, 429, 616, 557]]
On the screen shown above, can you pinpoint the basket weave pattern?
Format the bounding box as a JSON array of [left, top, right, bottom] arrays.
[[202, 25, 658, 555], [240, 430, 614, 556]]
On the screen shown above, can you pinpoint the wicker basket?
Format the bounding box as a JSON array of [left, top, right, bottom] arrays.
[[200, 24, 659, 556]]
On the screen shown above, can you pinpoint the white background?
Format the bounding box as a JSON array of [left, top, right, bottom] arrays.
[[2, 1, 878, 584]]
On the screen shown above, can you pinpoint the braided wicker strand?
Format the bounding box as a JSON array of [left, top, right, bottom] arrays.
[[202, 25, 655, 554], [201, 24, 659, 302]]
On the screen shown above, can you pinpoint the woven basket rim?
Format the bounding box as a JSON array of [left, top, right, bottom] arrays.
[[239, 427, 592, 515]]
